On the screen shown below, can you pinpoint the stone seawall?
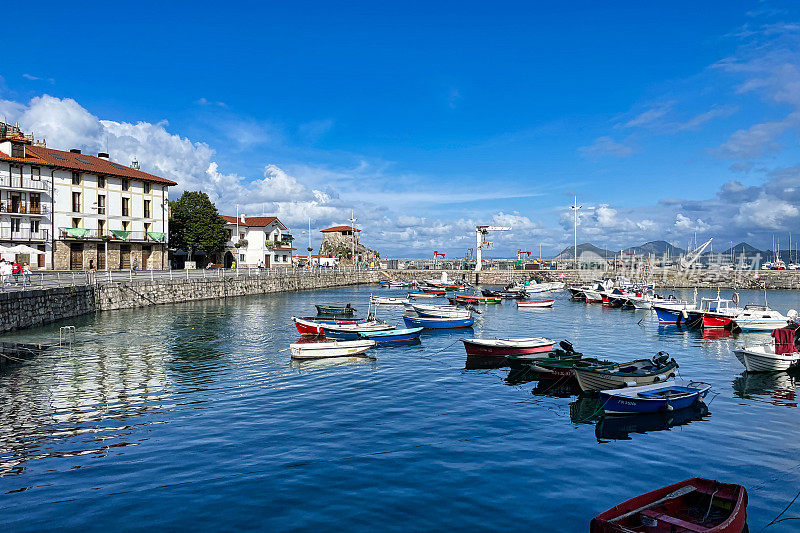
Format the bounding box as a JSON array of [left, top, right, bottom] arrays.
[[0, 286, 95, 333], [95, 270, 378, 311]]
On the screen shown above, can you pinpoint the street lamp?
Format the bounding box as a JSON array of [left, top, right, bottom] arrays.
[[570, 196, 582, 270], [301, 215, 312, 268]]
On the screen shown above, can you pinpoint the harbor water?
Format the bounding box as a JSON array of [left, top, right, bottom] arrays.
[[1, 285, 800, 531]]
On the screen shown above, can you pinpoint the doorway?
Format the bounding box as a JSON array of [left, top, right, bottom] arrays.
[[142, 246, 151, 270], [224, 251, 234, 269], [120, 245, 131, 269], [69, 243, 83, 270], [37, 245, 45, 268], [264, 255, 271, 269]]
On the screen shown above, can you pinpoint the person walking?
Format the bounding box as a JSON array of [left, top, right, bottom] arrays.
[[11, 260, 21, 285], [0, 260, 9, 285], [22, 262, 31, 287]]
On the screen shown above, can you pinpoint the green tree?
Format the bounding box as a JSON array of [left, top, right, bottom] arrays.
[[169, 191, 228, 261]]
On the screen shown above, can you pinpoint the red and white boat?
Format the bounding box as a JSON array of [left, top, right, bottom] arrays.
[[291, 316, 366, 336], [517, 300, 554, 308], [461, 337, 554, 357], [687, 292, 743, 329]]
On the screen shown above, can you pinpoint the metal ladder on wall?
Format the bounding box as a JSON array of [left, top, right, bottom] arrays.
[[59, 326, 76, 348]]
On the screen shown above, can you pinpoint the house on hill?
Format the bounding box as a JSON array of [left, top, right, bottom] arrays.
[[220, 215, 293, 268]]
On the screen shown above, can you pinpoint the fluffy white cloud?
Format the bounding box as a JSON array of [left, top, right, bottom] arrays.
[[735, 196, 799, 229], [674, 213, 711, 232]]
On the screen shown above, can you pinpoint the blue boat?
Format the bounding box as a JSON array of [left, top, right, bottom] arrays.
[[652, 304, 694, 325], [358, 327, 424, 344], [321, 323, 394, 340], [403, 315, 475, 329], [599, 380, 712, 415]]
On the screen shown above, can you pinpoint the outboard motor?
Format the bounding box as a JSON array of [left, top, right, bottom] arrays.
[[559, 340, 575, 354], [652, 351, 670, 366]]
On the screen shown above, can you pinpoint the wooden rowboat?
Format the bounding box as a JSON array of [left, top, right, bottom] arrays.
[[315, 303, 356, 316], [292, 316, 367, 336], [572, 353, 679, 392], [598, 380, 712, 415], [454, 294, 501, 304], [461, 337, 554, 357], [408, 292, 439, 299], [403, 315, 475, 329], [591, 477, 747, 532], [517, 300, 554, 308], [290, 339, 376, 359]]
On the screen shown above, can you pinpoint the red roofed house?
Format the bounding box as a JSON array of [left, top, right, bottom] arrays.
[[0, 121, 177, 269], [220, 215, 293, 268]]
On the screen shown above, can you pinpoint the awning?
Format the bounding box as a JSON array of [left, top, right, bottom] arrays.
[[111, 230, 131, 239], [147, 231, 166, 242], [65, 227, 91, 238]]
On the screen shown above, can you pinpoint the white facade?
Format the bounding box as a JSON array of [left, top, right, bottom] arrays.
[[223, 217, 293, 268]]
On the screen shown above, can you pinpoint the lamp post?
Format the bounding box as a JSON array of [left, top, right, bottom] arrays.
[[301, 215, 313, 268], [570, 196, 582, 270], [349, 210, 357, 269]]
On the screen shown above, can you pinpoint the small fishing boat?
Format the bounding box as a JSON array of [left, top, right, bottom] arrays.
[[461, 337, 554, 357], [481, 288, 527, 299], [403, 315, 475, 329], [291, 316, 367, 336], [583, 288, 603, 303], [290, 339, 376, 359], [573, 353, 678, 392], [454, 294, 501, 304], [410, 304, 471, 319], [321, 322, 395, 340], [733, 327, 800, 372], [358, 327, 423, 344], [731, 305, 791, 331], [530, 357, 614, 378], [517, 299, 554, 308], [653, 299, 697, 325], [598, 380, 712, 415], [507, 340, 582, 370], [420, 288, 446, 296], [408, 292, 439, 299], [370, 295, 410, 305], [686, 292, 743, 329], [591, 477, 747, 533], [521, 281, 565, 293], [315, 303, 356, 316]]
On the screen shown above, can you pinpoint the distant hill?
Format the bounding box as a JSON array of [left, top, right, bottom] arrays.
[[555, 243, 618, 260], [719, 242, 764, 256], [623, 240, 685, 257]]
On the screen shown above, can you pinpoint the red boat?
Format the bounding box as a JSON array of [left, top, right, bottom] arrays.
[[291, 316, 366, 336], [421, 289, 446, 296], [591, 477, 747, 533], [461, 337, 554, 357]]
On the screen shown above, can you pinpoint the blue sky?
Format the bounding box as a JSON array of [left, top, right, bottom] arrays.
[[3, 0, 800, 257]]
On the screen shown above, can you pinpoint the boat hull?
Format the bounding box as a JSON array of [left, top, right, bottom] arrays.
[[315, 304, 355, 316], [517, 300, 554, 308], [598, 381, 711, 415], [403, 315, 475, 329], [733, 348, 800, 372], [461, 339, 554, 357], [290, 340, 376, 359], [292, 316, 366, 336], [573, 360, 679, 392], [359, 327, 423, 344]]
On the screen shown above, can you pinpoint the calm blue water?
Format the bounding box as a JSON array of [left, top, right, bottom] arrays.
[[1, 285, 800, 531]]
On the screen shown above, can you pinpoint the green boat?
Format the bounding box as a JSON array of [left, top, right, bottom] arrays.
[[530, 357, 614, 379], [507, 344, 583, 370]]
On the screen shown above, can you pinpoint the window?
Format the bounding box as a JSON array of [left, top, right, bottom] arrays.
[[240, 254, 245, 262], [144, 182, 151, 194], [72, 191, 81, 212], [122, 197, 130, 217], [98, 219, 105, 236], [144, 199, 151, 218], [11, 143, 24, 158], [11, 218, 21, 232], [30, 193, 41, 214], [72, 217, 81, 229], [31, 167, 41, 181], [31, 220, 40, 234], [72, 172, 81, 185], [98, 175, 105, 188], [97, 194, 106, 215], [121, 221, 130, 231], [122, 178, 130, 191], [144, 222, 151, 235]]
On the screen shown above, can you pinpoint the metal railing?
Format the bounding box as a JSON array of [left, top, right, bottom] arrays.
[[0, 227, 49, 241], [0, 203, 49, 215], [58, 228, 166, 242]]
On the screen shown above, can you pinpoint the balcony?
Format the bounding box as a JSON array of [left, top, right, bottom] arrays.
[[0, 175, 49, 191], [59, 228, 166, 243], [266, 240, 294, 251], [0, 202, 49, 216], [0, 227, 49, 241]]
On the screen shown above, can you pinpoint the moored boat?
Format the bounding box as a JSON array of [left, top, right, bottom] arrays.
[[403, 315, 475, 329], [320, 321, 395, 340], [507, 340, 582, 370], [732, 305, 791, 331], [598, 380, 711, 415], [290, 339, 376, 359], [408, 292, 439, 299], [358, 327, 423, 344], [409, 303, 471, 319], [733, 344, 800, 372], [530, 357, 614, 378], [517, 299, 554, 308], [591, 477, 747, 533], [454, 294, 501, 304], [370, 295, 410, 305], [461, 337, 554, 357], [292, 316, 367, 336], [687, 293, 743, 329], [315, 303, 356, 316], [573, 353, 678, 392]]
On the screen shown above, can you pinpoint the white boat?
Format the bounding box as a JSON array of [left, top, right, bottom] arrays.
[[732, 305, 790, 331], [513, 281, 565, 293], [410, 303, 471, 319], [582, 289, 603, 303], [733, 344, 800, 372], [290, 339, 376, 359], [370, 295, 410, 305], [407, 292, 439, 299], [517, 300, 554, 308]]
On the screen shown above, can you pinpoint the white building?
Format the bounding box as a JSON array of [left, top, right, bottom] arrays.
[[221, 216, 294, 268], [0, 122, 176, 270]]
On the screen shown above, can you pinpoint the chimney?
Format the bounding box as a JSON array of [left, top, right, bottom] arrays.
[[70, 148, 81, 154], [97, 152, 109, 160]]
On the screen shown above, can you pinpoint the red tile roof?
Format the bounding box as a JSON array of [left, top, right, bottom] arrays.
[[221, 215, 284, 228], [322, 225, 360, 232], [0, 145, 177, 186]]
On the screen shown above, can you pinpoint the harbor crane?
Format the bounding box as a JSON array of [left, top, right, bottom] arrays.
[[680, 237, 713, 270], [433, 250, 445, 269], [475, 225, 512, 271]]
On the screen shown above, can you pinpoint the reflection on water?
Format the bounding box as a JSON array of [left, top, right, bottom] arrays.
[[532, 377, 581, 398], [732, 372, 798, 408], [290, 356, 378, 374], [465, 354, 508, 370], [569, 395, 710, 440]]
